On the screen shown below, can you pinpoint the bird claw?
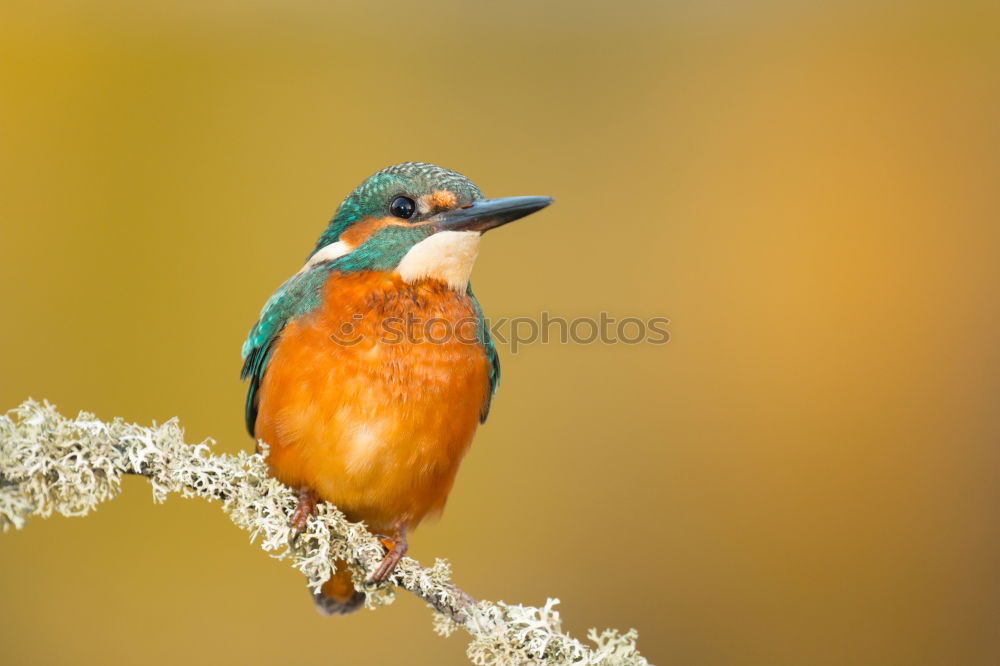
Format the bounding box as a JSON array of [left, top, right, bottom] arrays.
[[288, 487, 317, 545], [365, 524, 408, 585]]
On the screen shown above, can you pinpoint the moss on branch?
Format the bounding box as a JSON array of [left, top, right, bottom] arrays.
[[0, 399, 648, 666]]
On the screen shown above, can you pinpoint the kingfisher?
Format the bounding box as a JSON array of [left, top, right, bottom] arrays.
[[241, 162, 552, 614]]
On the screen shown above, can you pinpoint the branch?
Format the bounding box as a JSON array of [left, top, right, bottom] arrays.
[[0, 400, 648, 666]]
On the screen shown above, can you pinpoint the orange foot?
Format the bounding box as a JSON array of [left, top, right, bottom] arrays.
[[289, 487, 317, 542], [368, 523, 408, 584]]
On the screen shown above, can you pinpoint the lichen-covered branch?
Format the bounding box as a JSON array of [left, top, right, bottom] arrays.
[[0, 400, 648, 666]]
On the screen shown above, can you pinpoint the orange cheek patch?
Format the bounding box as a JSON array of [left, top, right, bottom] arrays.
[[429, 189, 458, 210], [339, 216, 402, 247]]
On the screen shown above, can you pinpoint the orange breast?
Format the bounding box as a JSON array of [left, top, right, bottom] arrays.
[[254, 271, 489, 532]]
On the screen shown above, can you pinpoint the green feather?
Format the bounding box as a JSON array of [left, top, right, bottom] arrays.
[[311, 162, 482, 257], [467, 285, 500, 422], [240, 266, 332, 436]]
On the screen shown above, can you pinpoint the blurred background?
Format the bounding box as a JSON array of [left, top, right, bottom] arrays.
[[1, 1, 998, 664]]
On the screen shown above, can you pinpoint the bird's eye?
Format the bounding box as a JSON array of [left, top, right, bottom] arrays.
[[390, 196, 416, 219]]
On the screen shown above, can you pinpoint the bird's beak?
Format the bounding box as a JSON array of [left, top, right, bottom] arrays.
[[432, 196, 554, 233]]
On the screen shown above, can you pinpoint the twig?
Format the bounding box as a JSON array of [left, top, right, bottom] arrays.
[[0, 399, 648, 666]]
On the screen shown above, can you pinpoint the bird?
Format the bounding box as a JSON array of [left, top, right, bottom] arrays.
[[241, 162, 552, 614]]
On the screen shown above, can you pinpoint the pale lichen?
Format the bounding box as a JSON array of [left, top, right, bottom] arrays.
[[0, 399, 649, 666]]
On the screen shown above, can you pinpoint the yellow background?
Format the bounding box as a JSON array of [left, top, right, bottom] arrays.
[[1, 1, 998, 664]]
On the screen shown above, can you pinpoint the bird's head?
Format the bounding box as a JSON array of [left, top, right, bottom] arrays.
[[304, 162, 552, 290]]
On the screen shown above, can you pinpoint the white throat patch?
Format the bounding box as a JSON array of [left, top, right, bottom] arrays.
[[297, 240, 352, 274], [397, 231, 482, 291]]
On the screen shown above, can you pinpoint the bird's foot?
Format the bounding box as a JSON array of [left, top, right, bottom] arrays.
[[288, 487, 317, 543], [367, 524, 408, 584]]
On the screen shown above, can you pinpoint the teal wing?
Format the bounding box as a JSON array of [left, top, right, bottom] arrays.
[[241, 267, 331, 436], [467, 285, 500, 423]]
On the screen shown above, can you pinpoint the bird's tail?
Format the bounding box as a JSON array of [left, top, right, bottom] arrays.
[[312, 561, 365, 616]]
